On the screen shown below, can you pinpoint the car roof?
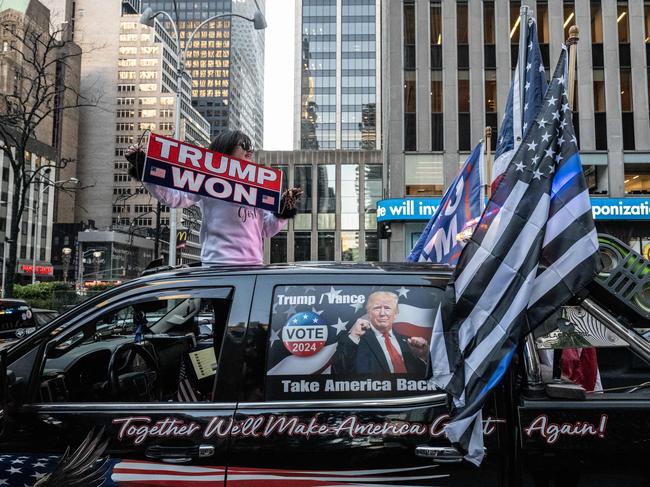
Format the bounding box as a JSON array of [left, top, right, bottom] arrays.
[[137, 261, 453, 284], [0, 299, 29, 306]]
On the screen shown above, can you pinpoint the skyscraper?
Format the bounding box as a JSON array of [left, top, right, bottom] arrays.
[[142, 0, 265, 146], [295, 0, 381, 151]]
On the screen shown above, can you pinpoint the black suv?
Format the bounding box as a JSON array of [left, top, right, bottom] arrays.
[[0, 263, 649, 486]]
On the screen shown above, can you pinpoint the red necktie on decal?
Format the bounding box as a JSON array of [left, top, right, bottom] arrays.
[[382, 332, 407, 373]]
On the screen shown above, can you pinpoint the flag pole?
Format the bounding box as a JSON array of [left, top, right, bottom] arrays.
[[517, 5, 530, 132], [567, 25, 580, 111], [484, 126, 492, 202]]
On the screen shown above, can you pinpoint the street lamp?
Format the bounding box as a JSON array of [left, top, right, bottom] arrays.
[[61, 247, 72, 283], [92, 250, 103, 280], [139, 2, 267, 267], [31, 176, 79, 284]]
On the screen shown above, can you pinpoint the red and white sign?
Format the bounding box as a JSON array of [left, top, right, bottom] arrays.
[[18, 264, 53, 276], [143, 133, 283, 212]]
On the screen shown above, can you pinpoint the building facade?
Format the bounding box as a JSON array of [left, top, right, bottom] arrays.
[[383, 0, 650, 261], [142, 0, 265, 146], [1, 0, 81, 285], [72, 0, 210, 269], [295, 0, 381, 151], [257, 149, 382, 262]]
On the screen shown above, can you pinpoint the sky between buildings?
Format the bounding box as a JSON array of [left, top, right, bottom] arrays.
[[263, 0, 295, 150]]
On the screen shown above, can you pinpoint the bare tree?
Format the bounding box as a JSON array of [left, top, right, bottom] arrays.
[[0, 11, 98, 297]]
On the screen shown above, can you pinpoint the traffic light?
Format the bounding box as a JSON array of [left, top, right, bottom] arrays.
[[378, 221, 392, 239]]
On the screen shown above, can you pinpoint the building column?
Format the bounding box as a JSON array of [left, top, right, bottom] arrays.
[[547, 0, 564, 65], [575, 0, 596, 150], [287, 160, 295, 262], [628, 0, 650, 150], [415, 0, 431, 152], [441, 0, 458, 188], [495, 0, 510, 146], [335, 160, 341, 260], [310, 160, 318, 260], [602, 0, 625, 196], [384, 0, 405, 261], [468, 0, 485, 146], [374, 0, 382, 151]]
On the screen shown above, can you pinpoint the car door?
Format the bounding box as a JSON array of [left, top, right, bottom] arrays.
[[0, 274, 254, 486], [518, 299, 650, 486], [226, 271, 509, 486]]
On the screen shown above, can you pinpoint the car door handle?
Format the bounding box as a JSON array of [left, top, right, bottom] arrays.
[[145, 444, 215, 463], [415, 445, 464, 463]]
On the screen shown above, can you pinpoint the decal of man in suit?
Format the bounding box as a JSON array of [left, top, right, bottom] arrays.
[[332, 291, 429, 377]]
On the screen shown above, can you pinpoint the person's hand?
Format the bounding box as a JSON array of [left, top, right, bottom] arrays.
[[125, 143, 146, 181], [275, 187, 304, 219], [349, 318, 371, 339], [407, 337, 429, 361]]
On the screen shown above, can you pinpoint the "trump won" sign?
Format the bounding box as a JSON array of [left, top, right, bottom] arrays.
[[143, 133, 283, 212]]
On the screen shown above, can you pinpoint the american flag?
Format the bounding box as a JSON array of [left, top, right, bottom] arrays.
[[429, 47, 601, 465], [149, 166, 167, 178], [262, 194, 276, 205], [0, 454, 60, 486], [492, 17, 547, 191]]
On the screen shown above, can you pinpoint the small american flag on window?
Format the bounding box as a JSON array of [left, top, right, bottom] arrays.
[[262, 195, 275, 205], [149, 166, 166, 178]]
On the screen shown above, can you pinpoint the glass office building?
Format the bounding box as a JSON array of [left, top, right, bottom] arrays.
[[143, 0, 265, 146], [296, 0, 381, 151]]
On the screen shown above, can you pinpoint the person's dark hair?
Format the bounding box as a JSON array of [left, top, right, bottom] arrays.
[[208, 130, 253, 155]]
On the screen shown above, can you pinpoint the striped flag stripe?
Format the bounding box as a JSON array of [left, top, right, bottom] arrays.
[[455, 180, 530, 299], [458, 194, 550, 352], [113, 462, 224, 473], [529, 228, 599, 306], [430, 304, 453, 388], [464, 265, 539, 387], [542, 190, 592, 248], [111, 473, 225, 482]]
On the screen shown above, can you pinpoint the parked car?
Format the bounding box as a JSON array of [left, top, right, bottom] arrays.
[[0, 298, 37, 341], [0, 262, 649, 486]]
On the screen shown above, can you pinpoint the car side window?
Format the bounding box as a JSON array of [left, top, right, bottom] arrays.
[[37, 289, 232, 403], [264, 285, 443, 401]]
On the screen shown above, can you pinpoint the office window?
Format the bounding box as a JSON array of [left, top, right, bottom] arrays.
[[294, 165, 312, 231], [341, 165, 359, 231], [317, 164, 336, 229], [457, 3, 468, 44], [294, 232, 311, 262], [341, 231, 359, 261], [318, 232, 335, 260], [618, 3, 629, 43], [270, 232, 287, 263], [564, 4, 576, 40], [364, 165, 382, 230], [404, 2, 415, 70], [430, 3, 442, 68], [591, 3, 603, 43], [485, 70, 497, 113], [404, 71, 416, 151]]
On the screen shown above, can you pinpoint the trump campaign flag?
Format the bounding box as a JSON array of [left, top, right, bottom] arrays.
[[429, 47, 601, 465], [407, 142, 483, 265], [142, 133, 283, 212], [492, 17, 547, 191]]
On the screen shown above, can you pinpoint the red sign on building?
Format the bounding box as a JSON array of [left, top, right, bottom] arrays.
[[19, 264, 54, 276]]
